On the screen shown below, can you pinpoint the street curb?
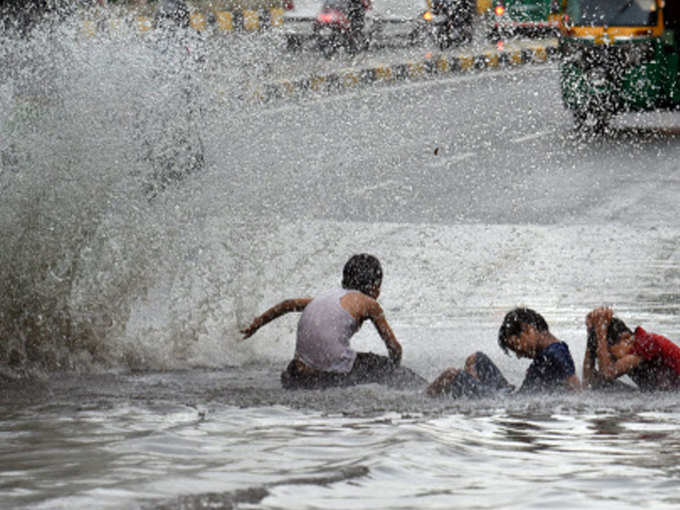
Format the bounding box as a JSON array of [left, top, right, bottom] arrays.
[[248, 40, 559, 104], [187, 8, 285, 32]]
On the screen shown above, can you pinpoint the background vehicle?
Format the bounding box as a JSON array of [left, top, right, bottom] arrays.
[[559, 0, 680, 131], [313, 0, 371, 57], [487, 0, 564, 40], [420, 0, 475, 48]]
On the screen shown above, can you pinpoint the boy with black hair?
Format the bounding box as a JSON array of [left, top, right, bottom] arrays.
[[497, 307, 548, 355], [241, 254, 425, 390], [428, 307, 580, 398]]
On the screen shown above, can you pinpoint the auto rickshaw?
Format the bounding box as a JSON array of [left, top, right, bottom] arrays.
[[559, 0, 680, 131]]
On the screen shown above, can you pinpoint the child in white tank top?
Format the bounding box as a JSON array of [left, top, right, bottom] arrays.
[[241, 254, 425, 390]]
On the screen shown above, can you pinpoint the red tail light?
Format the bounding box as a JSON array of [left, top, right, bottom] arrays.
[[494, 5, 505, 16], [318, 12, 335, 23], [283, 0, 294, 10]]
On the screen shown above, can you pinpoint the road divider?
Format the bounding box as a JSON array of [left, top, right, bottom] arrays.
[[248, 40, 559, 104], [80, 7, 286, 35]]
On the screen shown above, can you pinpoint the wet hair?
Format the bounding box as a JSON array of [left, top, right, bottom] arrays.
[[341, 254, 382, 296], [498, 307, 549, 355], [607, 317, 632, 346]]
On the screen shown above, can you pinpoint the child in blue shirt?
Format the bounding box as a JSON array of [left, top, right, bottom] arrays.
[[428, 308, 580, 398]]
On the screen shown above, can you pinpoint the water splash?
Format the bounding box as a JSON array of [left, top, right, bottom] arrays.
[[0, 8, 262, 376]]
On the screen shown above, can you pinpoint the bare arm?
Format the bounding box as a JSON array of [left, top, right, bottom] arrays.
[[586, 306, 615, 379], [598, 350, 642, 380], [365, 300, 402, 366], [582, 327, 601, 388], [240, 298, 312, 339]]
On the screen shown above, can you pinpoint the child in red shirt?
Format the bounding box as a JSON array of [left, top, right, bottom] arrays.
[[584, 307, 680, 391]]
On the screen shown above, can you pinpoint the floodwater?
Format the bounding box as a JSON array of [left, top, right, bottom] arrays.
[[2, 8, 680, 510], [5, 369, 680, 509]]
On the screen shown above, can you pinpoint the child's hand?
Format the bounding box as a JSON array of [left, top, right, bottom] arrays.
[[586, 307, 612, 331], [240, 322, 259, 340]]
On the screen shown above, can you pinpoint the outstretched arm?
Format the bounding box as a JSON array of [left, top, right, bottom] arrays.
[[240, 298, 312, 339]]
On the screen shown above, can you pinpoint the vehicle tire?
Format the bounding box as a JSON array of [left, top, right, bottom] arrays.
[[572, 107, 609, 134], [286, 35, 302, 52], [438, 31, 452, 50]]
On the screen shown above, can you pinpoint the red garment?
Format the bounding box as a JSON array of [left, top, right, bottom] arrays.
[[632, 326, 680, 375]]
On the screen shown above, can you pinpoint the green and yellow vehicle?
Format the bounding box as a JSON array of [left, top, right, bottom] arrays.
[[559, 0, 680, 130]]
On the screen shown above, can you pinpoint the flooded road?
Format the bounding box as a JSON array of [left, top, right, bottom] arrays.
[[4, 370, 680, 509]]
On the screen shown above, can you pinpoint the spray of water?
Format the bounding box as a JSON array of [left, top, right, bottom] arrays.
[[0, 7, 273, 376]]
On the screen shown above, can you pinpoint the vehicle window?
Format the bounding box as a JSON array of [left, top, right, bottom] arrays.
[[567, 0, 658, 26]]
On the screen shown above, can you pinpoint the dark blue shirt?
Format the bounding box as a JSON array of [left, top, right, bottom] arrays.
[[519, 342, 576, 393]]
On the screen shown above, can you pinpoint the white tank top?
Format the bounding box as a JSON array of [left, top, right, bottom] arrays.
[[295, 288, 360, 373]]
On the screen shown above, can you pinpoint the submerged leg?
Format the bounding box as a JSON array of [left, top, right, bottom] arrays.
[[348, 352, 427, 389], [443, 370, 490, 399], [281, 359, 340, 390], [465, 352, 515, 392], [427, 365, 496, 399]]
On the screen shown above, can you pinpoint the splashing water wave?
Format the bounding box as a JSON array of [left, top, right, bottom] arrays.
[[0, 10, 263, 376]]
